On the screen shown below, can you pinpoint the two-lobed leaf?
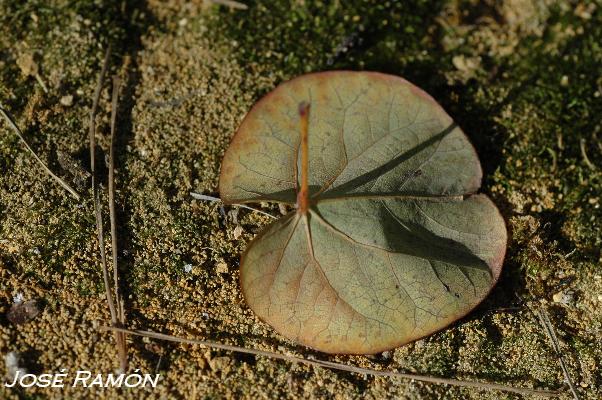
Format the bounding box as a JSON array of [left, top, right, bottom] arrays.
[[219, 71, 507, 354]]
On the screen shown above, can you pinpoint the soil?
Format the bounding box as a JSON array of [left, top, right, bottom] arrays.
[[0, 0, 600, 399]]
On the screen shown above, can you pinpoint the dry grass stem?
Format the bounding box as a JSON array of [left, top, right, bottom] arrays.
[[209, 0, 249, 10], [579, 138, 596, 170], [536, 308, 580, 400], [190, 192, 276, 219], [0, 104, 80, 200], [102, 326, 563, 398], [109, 74, 128, 371], [89, 46, 127, 371]]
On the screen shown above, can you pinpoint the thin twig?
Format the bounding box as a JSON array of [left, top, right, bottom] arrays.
[[34, 74, 49, 94], [535, 308, 580, 400], [101, 326, 562, 398], [109, 74, 128, 371], [109, 75, 121, 317], [579, 138, 596, 170], [209, 0, 249, 10], [0, 104, 80, 200], [89, 46, 125, 370], [190, 192, 276, 219], [93, 189, 120, 335], [90, 46, 116, 323]]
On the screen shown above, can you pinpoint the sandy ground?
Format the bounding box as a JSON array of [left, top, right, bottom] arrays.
[[0, 0, 600, 399]]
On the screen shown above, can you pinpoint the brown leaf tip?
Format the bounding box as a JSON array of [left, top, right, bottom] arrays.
[[298, 101, 310, 117]]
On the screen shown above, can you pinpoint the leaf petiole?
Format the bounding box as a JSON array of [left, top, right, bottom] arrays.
[[296, 102, 310, 214]]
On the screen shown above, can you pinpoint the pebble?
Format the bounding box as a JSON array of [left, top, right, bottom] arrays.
[[60, 95, 74, 107], [216, 261, 228, 274], [7, 299, 40, 325], [209, 356, 231, 373], [560, 75, 569, 86], [552, 291, 574, 305]]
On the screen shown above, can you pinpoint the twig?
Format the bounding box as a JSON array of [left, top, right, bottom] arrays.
[[34, 74, 49, 94], [109, 74, 128, 371], [0, 104, 80, 200], [90, 46, 116, 323], [535, 308, 580, 400], [190, 192, 276, 219], [546, 148, 557, 172], [579, 138, 596, 170], [209, 0, 249, 10], [564, 248, 577, 259], [89, 46, 126, 371], [101, 326, 562, 398]]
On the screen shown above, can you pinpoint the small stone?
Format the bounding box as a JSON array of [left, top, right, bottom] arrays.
[[16, 53, 38, 76], [452, 55, 476, 72], [560, 75, 569, 87], [209, 356, 231, 373], [13, 292, 24, 304], [184, 263, 193, 273], [60, 95, 74, 107], [4, 352, 20, 369], [216, 261, 228, 274], [4, 352, 27, 381], [552, 291, 574, 305], [7, 299, 40, 325], [233, 225, 244, 240]]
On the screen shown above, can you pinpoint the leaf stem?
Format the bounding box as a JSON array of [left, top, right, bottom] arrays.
[[297, 102, 310, 213]]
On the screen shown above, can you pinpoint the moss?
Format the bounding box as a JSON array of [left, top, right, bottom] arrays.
[[210, 0, 444, 75], [1, 0, 601, 399]]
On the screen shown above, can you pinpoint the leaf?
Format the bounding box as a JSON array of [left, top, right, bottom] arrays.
[[219, 71, 507, 354]]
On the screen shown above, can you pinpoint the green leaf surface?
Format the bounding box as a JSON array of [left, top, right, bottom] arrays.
[[219, 71, 507, 354]]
